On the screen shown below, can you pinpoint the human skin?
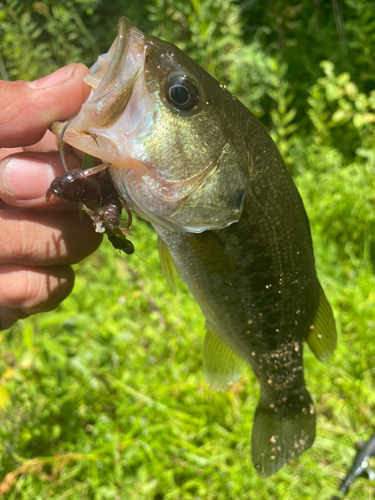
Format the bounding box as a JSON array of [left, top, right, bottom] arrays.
[[0, 63, 102, 330]]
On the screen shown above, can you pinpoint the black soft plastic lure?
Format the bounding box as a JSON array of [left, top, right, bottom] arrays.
[[46, 158, 134, 255]]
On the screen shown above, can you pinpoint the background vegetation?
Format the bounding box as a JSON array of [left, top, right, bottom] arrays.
[[1, 0, 375, 498]]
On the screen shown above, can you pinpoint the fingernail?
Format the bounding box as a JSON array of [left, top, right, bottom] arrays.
[[1, 157, 56, 200], [27, 64, 76, 89]]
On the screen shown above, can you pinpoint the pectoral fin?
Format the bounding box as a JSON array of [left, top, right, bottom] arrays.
[[307, 282, 337, 362], [203, 324, 244, 392], [157, 236, 178, 294], [186, 231, 237, 280]]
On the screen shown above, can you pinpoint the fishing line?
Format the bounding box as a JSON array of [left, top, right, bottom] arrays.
[[58, 120, 72, 173]]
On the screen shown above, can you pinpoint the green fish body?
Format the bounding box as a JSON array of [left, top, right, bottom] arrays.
[[52, 17, 336, 476]]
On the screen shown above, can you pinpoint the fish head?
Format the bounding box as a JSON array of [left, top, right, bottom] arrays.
[[52, 17, 247, 232]]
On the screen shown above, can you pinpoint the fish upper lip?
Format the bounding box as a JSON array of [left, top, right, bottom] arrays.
[[97, 17, 137, 94]]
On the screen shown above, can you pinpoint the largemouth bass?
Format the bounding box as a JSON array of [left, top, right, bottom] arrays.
[[52, 17, 336, 476]]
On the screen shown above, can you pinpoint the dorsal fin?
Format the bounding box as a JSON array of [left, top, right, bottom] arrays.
[[307, 282, 337, 362], [157, 235, 178, 294], [203, 324, 244, 392]]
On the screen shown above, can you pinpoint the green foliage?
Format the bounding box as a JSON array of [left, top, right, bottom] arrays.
[[308, 61, 375, 153], [1, 0, 375, 498], [0, 0, 96, 80], [148, 0, 242, 75], [292, 61, 375, 271], [0, 0, 149, 80]]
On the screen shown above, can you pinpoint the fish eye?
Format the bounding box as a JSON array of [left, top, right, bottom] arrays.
[[165, 75, 200, 111]]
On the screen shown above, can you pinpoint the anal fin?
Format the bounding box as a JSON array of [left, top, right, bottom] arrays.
[[307, 282, 337, 362], [203, 324, 244, 392]]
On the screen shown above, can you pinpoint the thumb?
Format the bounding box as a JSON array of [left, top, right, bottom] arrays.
[[0, 63, 91, 149]]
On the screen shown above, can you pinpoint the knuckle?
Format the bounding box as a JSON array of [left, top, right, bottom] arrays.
[[0, 306, 28, 331], [0, 209, 102, 265], [0, 265, 75, 313], [25, 266, 75, 312]]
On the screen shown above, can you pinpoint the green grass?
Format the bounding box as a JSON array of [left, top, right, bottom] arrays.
[[0, 215, 375, 499]]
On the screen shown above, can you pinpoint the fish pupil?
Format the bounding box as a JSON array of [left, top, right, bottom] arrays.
[[170, 85, 189, 105], [166, 75, 199, 111]]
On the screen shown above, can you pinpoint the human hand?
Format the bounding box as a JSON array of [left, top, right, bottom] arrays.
[[0, 64, 103, 330]]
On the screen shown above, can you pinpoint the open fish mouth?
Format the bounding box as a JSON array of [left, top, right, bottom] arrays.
[[80, 17, 146, 129], [52, 17, 147, 150]]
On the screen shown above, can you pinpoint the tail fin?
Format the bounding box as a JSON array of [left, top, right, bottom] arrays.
[[251, 389, 316, 477]]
